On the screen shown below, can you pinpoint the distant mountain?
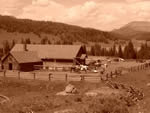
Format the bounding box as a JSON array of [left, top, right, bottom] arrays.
[[0, 15, 118, 46], [112, 21, 150, 40]]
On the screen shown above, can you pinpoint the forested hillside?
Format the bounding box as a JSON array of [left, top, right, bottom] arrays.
[[0, 15, 118, 44]]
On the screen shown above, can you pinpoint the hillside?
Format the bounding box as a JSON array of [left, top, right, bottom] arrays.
[[112, 21, 150, 40], [0, 15, 118, 45]]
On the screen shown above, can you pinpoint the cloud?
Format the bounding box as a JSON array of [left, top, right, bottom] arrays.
[[18, 0, 67, 21], [1, 0, 150, 30], [62, 1, 97, 22], [0, 0, 31, 16]]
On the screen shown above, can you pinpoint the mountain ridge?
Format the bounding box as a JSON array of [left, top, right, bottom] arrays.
[[112, 21, 150, 40], [0, 15, 118, 45]]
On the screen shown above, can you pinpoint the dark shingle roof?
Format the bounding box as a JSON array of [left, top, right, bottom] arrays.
[[11, 44, 82, 60], [11, 51, 42, 63]]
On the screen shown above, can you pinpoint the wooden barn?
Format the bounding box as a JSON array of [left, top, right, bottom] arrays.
[[1, 44, 87, 71], [1, 51, 42, 71]]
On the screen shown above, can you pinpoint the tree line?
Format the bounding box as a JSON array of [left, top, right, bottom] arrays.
[[90, 41, 150, 59], [1, 39, 149, 60]]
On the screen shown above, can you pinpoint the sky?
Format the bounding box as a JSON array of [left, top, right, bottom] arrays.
[[0, 0, 150, 31]]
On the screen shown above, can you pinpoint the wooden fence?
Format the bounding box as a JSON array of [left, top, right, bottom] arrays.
[[1, 62, 149, 82], [0, 69, 123, 82], [128, 62, 150, 72]]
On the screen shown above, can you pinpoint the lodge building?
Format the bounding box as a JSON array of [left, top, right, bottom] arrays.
[[0, 44, 87, 71]]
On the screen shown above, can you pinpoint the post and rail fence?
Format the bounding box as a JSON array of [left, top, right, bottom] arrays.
[[0, 62, 150, 82]]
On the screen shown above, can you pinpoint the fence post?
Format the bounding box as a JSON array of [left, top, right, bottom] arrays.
[[138, 66, 140, 71], [18, 71, 20, 79], [80, 75, 85, 81], [115, 70, 118, 75], [100, 75, 102, 81], [99, 71, 103, 81], [110, 71, 113, 78], [3, 70, 6, 77], [33, 72, 36, 80], [49, 73, 52, 81], [106, 73, 109, 80], [65, 74, 68, 82]]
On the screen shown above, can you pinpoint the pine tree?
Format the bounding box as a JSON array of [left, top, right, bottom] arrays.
[[25, 38, 31, 44], [137, 42, 150, 59], [112, 44, 117, 56], [0, 48, 3, 58], [41, 37, 48, 44], [21, 38, 25, 44], [118, 45, 123, 58], [11, 39, 16, 49], [90, 46, 95, 56], [128, 41, 136, 59], [94, 43, 101, 56], [3, 40, 10, 54], [123, 41, 136, 59], [48, 40, 51, 44], [108, 48, 113, 56], [82, 45, 87, 54]]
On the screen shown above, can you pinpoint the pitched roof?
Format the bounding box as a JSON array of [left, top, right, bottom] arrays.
[[11, 51, 42, 63], [11, 44, 82, 60]]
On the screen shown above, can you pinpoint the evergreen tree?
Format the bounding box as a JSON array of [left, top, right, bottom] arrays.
[[137, 42, 150, 59], [123, 41, 136, 59], [94, 43, 101, 56], [11, 39, 16, 49], [103, 48, 107, 56], [3, 40, 10, 54], [128, 41, 136, 59], [25, 38, 31, 44], [90, 46, 95, 56], [123, 46, 129, 59], [0, 48, 3, 58], [101, 48, 105, 56], [118, 45, 123, 58], [112, 44, 117, 56], [82, 45, 87, 54], [108, 48, 113, 56], [48, 40, 51, 44], [41, 37, 48, 44], [21, 38, 25, 44]]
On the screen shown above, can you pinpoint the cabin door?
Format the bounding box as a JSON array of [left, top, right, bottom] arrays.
[[9, 63, 13, 70]]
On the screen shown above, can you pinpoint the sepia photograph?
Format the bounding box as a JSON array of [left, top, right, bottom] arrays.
[[0, 0, 150, 113]]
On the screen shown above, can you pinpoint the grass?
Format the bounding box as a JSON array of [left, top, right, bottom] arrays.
[[0, 69, 149, 113]]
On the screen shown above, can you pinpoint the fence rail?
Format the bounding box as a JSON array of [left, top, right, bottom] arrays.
[[0, 62, 150, 82], [128, 62, 150, 72], [0, 69, 123, 82]]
